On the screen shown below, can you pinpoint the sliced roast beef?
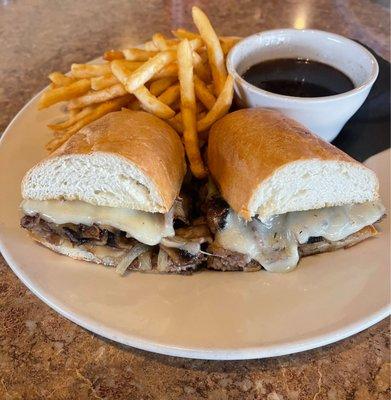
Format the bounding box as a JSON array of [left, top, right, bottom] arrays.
[[20, 211, 208, 274], [206, 196, 230, 233], [207, 226, 378, 271], [207, 243, 262, 272]]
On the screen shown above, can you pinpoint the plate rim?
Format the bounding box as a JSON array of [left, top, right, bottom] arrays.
[[0, 86, 390, 361]]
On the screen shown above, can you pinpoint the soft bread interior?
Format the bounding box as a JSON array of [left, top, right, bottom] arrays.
[[22, 152, 165, 213], [250, 159, 379, 221]]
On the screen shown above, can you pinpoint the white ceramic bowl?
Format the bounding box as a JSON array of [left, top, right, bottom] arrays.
[[227, 29, 379, 142]]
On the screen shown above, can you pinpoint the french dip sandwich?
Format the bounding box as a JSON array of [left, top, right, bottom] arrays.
[[206, 108, 385, 272], [20, 110, 211, 274]]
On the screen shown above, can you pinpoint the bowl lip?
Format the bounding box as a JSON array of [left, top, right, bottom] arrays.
[[226, 28, 379, 104]]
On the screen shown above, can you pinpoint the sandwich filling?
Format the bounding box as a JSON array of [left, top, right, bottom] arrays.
[[208, 197, 385, 272], [20, 198, 211, 274]]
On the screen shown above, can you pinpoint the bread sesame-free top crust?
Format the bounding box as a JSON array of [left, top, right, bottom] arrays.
[[207, 108, 362, 219], [48, 110, 186, 211]]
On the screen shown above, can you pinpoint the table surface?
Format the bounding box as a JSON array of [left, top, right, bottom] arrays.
[[0, 1, 390, 399]]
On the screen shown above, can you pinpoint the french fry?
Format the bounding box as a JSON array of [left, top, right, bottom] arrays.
[[197, 74, 233, 132], [220, 36, 242, 55], [91, 74, 119, 90], [123, 48, 158, 61], [151, 63, 178, 80], [172, 28, 199, 40], [64, 95, 131, 135], [103, 50, 124, 61], [67, 83, 128, 109], [152, 33, 169, 50], [136, 40, 159, 51], [71, 63, 112, 78], [110, 60, 144, 85], [194, 75, 216, 110], [48, 106, 95, 131], [126, 50, 176, 92], [45, 95, 132, 152], [192, 51, 211, 82], [38, 79, 91, 110], [133, 85, 175, 119], [192, 6, 227, 95], [177, 39, 207, 179], [173, 31, 241, 54], [69, 109, 78, 118], [150, 77, 177, 96], [189, 38, 204, 51], [158, 84, 180, 106], [48, 72, 76, 87], [167, 112, 183, 134]]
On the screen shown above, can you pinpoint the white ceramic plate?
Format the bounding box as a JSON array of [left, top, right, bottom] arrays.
[[0, 90, 390, 360]]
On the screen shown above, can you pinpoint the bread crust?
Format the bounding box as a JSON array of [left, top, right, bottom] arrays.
[[207, 108, 361, 219], [37, 110, 186, 212]]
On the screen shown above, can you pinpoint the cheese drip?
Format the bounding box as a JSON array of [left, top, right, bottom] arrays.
[[21, 199, 174, 246], [216, 201, 385, 272]]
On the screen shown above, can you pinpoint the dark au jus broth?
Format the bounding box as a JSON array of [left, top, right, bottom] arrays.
[[242, 58, 355, 97]]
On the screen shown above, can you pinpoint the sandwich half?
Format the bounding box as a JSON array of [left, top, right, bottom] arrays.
[[20, 110, 211, 274], [206, 108, 385, 272]]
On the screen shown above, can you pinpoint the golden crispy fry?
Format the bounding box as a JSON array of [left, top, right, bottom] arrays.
[[133, 85, 175, 119], [136, 40, 159, 51], [172, 28, 199, 40], [48, 106, 95, 131], [45, 95, 132, 152], [69, 109, 78, 118], [192, 51, 212, 82], [110, 60, 129, 85], [110, 60, 144, 86], [71, 63, 112, 78], [194, 75, 216, 110], [103, 50, 124, 61], [220, 36, 242, 55], [197, 74, 233, 132], [192, 6, 227, 95], [177, 39, 207, 179], [149, 77, 177, 96], [126, 50, 176, 92], [48, 72, 76, 87], [38, 79, 91, 110], [158, 84, 180, 106], [167, 112, 183, 134], [123, 48, 158, 61], [152, 33, 169, 50], [91, 74, 119, 90], [67, 83, 127, 109], [197, 111, 207, 120], [173, 31, 241, 54], [207, 83, 214, 93], [151, 63, 178, 80], [189, 38, 204, 51]]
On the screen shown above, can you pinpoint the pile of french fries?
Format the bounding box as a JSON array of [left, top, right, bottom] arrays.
[[39, 6, 240, 178]]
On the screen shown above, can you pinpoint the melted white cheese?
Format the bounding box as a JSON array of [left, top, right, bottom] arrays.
[[21, 199, 174, 246], [216, 201, 385, 272]]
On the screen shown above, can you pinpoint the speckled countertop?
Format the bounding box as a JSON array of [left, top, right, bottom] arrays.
[[0, 1, 390, 399]]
